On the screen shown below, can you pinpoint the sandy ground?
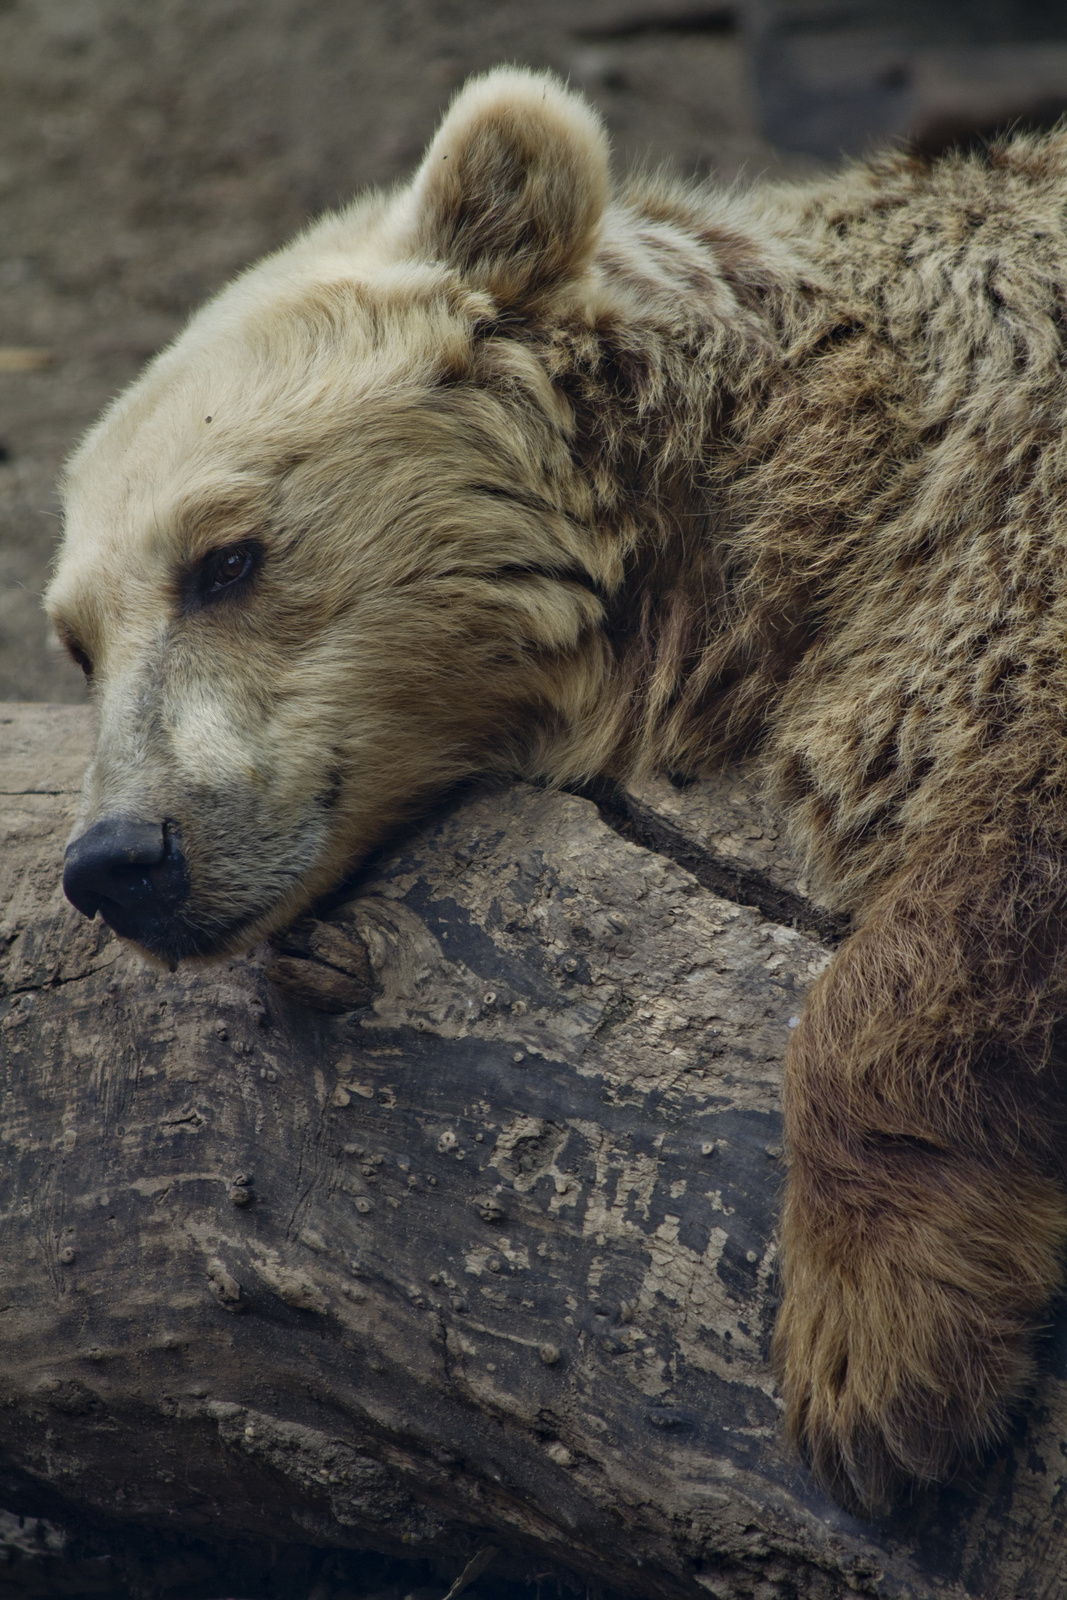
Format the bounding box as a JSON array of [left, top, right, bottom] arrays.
[[0, 0, 817, 703]]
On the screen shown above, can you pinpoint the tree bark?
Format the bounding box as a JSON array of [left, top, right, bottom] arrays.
[[2, 702, 1067, 1600]]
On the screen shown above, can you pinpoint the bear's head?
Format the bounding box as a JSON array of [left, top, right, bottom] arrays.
[[46, 70, 621, 963]]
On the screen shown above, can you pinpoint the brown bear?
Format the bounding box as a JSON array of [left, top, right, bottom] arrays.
[[46, 68, 1067, 1515]]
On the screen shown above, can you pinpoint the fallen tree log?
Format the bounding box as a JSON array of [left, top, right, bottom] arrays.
[[2, 702, 1067, 1600]]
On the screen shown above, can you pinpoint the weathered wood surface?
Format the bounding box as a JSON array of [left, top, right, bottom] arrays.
[[3, 703, 1067, 1600]]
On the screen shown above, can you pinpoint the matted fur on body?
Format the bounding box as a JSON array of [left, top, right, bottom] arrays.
[[47, 69, 1067, 1512]]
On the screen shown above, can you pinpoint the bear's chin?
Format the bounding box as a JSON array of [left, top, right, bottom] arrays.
[[103, 906, 265, 969]]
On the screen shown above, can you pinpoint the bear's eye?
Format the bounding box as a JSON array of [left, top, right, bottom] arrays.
[[205, 544, 254, 593], [184, 540, 262, 612], [66, 641, 93, 680]]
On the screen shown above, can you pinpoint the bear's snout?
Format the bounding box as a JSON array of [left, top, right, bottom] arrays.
[[63, 817, 191, 955]]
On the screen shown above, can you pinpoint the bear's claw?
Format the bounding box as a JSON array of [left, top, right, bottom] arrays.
[[774, 1146, 1067, 1514]]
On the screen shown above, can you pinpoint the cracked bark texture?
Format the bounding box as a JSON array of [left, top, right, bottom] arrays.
[[3, 705, 1067, 1600]]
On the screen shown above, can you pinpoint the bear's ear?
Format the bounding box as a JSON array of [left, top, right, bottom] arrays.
[[408, 69, 609, 307]]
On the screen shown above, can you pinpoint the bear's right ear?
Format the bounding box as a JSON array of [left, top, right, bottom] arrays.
[[407, 69, 609, 308]]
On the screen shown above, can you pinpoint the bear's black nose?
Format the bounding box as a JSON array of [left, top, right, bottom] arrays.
[[63, 816, 190, 947]]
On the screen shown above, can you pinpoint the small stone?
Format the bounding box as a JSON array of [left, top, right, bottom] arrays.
[[539, 1343, 561, 1366], [206, 1258, 243, 1312], [60, 1246, 76, 1265]]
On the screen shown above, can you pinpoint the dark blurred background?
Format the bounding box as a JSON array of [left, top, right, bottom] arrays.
[[2, 0, 1067, 703]]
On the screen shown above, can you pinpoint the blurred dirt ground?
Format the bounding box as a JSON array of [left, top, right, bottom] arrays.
[[0, 0, 809, 703]]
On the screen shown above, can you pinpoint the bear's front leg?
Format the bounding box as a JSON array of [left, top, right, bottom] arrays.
[[773, 845, 1067, 1513]]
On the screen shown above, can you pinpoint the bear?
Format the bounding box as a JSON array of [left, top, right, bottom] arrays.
[[45, 67, 1067, 1515]]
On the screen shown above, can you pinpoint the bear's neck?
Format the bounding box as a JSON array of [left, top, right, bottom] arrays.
[[530, 183, 915, 784]]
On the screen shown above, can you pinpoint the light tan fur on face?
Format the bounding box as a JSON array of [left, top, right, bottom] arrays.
[[48, 68, 1067, 1511]]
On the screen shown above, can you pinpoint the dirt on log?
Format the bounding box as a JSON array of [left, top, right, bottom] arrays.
[[3, 704, 1067, 1600]]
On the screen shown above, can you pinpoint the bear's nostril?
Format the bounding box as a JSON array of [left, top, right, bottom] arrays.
[[63, 816, 190, 946]]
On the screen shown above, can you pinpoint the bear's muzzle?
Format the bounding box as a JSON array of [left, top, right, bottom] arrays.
[[63, 816, 192, 959]]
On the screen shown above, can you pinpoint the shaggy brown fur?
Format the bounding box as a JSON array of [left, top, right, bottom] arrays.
[[47, 70, 1067, 1513]]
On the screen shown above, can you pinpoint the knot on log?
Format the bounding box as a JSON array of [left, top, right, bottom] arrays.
[[266, 912, 377, 1012]]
